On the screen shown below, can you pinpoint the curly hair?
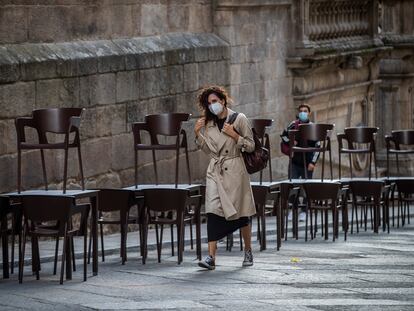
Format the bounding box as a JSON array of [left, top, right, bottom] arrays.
[[197, 85, 233, 125]]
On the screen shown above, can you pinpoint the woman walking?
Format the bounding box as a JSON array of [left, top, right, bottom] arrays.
[[194, 85, 256, 270]]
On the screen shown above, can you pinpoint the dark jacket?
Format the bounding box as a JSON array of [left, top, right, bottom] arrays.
[[280, 119, 320, 166]]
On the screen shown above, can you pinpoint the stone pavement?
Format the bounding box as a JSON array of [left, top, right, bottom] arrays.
[[1, 220, 414, 310]]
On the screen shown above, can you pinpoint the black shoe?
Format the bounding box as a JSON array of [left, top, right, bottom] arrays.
[[198, 255, 215, 270], [242, 249, 253, 267]]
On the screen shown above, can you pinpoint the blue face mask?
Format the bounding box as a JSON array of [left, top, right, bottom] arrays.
[[298, 111, 309, 122]]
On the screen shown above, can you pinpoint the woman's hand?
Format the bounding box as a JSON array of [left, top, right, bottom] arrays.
[[222, 123, 239, 141], [194, 117, 205, 137]]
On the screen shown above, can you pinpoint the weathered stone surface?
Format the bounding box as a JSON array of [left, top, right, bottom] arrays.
[[35, 78, 80, 109], [0, 119, 17, 155], [96, 104, 127, 137], [141, 4, 168, 36], [83, 137, 112, 178], [79, 73, 116, 107], [0, 81, 35, 118], [116, 71, 139, 103], [111, 133, 134, 171], [0, 6, 27, 44]]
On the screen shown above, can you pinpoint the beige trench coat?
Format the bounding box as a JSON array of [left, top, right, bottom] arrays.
[[196, 108, 256, 220]]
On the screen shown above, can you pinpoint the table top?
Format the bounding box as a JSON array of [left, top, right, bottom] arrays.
[[2, 189, 99, 199], [123, 184, 202, 192]]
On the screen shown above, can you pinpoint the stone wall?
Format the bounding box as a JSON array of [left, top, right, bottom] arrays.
[[0, 0, 212, 44], [1, 0, 414, 194], [0, 32, 230, 192], [214, 0, 294, 179]]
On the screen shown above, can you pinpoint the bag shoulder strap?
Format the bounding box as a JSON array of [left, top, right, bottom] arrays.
[[227, 112, 239, 125]]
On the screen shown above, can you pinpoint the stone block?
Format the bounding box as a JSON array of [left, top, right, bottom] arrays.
[[36, 78, 80, 109], [111, 133, 134, 171], [0, 47, 20, 83], [141, 4, 168, 36], [28, 6, 70, 42], [126, 100, 150, 124], [95, 172, 122, 189], [230, 45, 247, 64], [183, 63, 199, 92], [79, 107, 97, 139], [0, 119, 17, 156], [230, 64, 242, 85], [79, 73, 116, 107], [214, 10, 234, 27], [116, 71, 139, 103], [81, 40, 125, 73], [168, 4, 189, 31], [212, 60, 230, 86], [49, 42, 98, 78], [0, 154, 16, 193], [0, 6, 27, 44], [96, 104, 127, 137], [189, 3, 212, 33], [168, 65, 184, 95], [0, 82, 35, 118], [194, 47, 210, 62], [198, 62, 214, 88], [83, 137, 112, 178], [6, 44, 58, 81], [215, 26, 236, 46], [139, 68, 168, 99]]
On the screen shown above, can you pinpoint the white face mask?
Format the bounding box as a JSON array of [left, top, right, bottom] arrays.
[[208, 101, 223, 116]]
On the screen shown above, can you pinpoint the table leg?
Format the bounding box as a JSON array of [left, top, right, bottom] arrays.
[[275, 193, 282, 251], [91, 196, 98, 275], [65, 236, 72, 280], [1, 217, 9, 279], [196, 207, 201, 260]]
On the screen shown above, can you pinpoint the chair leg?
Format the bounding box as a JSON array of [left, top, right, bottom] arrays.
[[329, 148, 333, 180], [155, 224, 162, 263], [152, 150, 158, 185], [189, 221, 194, 250], [100, 223, 105, 262], [184, 145, 191, 185], [134, 149, 138, 188], [368, 152, 372, 180], [71, 236, 76, 272], [19, 227, 27, 284], [60, 235, 67, 285], [170, 225, 174, 256], [349, 154, 353, 178], [268, 149, 273, 182], [83, 231, 87, 281], [338, 152, 342, 179], [373, 150, 378, 179], [53, 237, 59, 275], [40, 149, 48, 190], [77, 145, 85, 190], [63, 148, 69, 194], [17, 150, 22, 193], [175, 147, 180, 187]]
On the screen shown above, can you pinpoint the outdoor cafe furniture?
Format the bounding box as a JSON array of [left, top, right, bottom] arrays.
[[302, 182, 342, 241], [132, 113, 191, 187], [251, 118, 274, 183], [141, 188, 202, 264], [395, 179, 414, 227], [5, 189, 100, 278], [15, 108, 86, 194], [348, 180, 385, 234], [385, 129, 414, 177], [87, 189, 140, 265], [337, 127, 379, 179], [18, 195, 90, 284], [288, 123, 334, 181]]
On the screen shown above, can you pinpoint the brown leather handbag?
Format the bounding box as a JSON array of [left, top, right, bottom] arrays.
[[228, 113, 270, 174]]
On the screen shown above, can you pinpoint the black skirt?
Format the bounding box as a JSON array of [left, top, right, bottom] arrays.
[[207, 213, 250, 242]]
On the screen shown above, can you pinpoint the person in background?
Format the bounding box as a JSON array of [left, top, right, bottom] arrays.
[[280, 104, 320, 221], [194, 85, 256, 270]]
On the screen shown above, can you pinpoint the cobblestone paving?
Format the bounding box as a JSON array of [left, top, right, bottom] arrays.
[[1, 224, 414, 310]]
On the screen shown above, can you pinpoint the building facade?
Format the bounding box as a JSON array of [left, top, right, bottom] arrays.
[[0, 0, 413, 192]]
